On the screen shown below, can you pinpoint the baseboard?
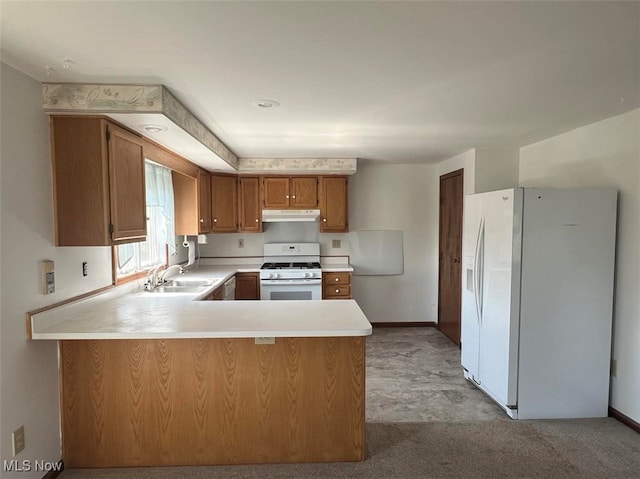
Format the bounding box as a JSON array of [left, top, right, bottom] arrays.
[[372, 322, 437, 328], [41, 460, 63, 479], [609, 407, 640, 434]]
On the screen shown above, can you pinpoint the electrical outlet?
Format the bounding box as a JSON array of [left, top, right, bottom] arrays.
[[255, 337, 275, 345], [238, 239, 244, 248], [332, 239, 341, 249], [82, 261, 88, 277], [12, 425, 25, 456], [611, 359, 617, 377]]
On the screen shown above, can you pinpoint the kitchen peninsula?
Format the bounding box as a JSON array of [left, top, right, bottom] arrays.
[[29, 267, 371, 468]]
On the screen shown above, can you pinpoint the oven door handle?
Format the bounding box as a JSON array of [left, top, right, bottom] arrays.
[[260, 279, 322, 286]]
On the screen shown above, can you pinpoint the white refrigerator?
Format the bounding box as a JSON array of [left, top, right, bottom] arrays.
[[461, 188, 617, 419]]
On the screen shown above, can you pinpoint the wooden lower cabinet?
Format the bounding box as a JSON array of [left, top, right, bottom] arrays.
[[59, 337, 365, 467], [235, 272, 260, 300], [322, 272, 352, 299]]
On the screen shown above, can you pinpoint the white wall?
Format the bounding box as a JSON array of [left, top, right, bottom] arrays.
[[348, 163, 439, 323], [0, 63, 113, 476], [519, 108, 640, 423], [474, 148, 519, 193]]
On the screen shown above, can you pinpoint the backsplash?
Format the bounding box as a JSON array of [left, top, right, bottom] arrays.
[[196, 223, 350, 257]]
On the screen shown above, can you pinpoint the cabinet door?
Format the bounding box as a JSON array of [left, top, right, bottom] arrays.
[[211, 175, 238, 232], [235, 273, 260, 300], [239, 177, 262, 232], [263, 177, 290, 208], [291, 177, 319, 208], [198, 169, 212, 234], [107, 122, 147, 242], [320, 177, 348, 232]]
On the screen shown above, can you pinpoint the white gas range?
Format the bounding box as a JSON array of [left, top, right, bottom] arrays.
[[260, 243, 322, 300]]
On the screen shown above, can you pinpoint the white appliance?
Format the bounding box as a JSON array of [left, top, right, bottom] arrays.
[[223, 276, 235, 301], [260, 243, 322, 300], [461, 188, 617, 419], [262, 209, 320, 222]]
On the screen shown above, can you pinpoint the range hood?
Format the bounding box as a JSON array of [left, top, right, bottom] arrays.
[[262, 209, 320, 222]]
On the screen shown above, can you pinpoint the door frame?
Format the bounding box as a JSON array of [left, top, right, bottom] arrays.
[[438, 168, 464, 345]]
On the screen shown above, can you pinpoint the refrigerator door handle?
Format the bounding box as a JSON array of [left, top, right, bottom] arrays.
[[478, 218, 485, 322], [473, 217, 484, 324]]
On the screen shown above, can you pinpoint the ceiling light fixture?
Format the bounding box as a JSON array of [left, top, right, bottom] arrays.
[[141, 124, 167, 133], [253, 99, 280, 109]]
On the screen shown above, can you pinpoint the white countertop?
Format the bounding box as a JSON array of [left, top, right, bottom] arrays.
[[30, 264, 370, 340]]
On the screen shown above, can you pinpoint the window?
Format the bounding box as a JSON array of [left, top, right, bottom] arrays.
[[115, 161, 175, 278]]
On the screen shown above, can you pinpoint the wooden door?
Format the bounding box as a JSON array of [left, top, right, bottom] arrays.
[[107, 122, 147, 242], [320, 177, 348, 232], [235, 273, 260, 300], [211, 175, 238, 232], [238, 177, 262, 232], [291, 177, 318, 208], [197, 169, 212, 234], [263, 177, 290, 208], [438, 169, 464, 345]]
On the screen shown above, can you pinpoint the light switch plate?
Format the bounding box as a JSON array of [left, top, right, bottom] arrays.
[[12, 425, 25, 456], [332, 239, 341, 248], [255, 337, 276, 345], [42, 260, 55, 294]]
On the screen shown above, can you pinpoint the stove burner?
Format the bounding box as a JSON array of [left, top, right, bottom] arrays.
[[261, 261, 322, 270], [261, 262, 291, 269]]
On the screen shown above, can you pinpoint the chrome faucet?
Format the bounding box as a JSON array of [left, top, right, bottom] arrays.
[[144, 264, 165, 291], [158, 265, 184, 284]]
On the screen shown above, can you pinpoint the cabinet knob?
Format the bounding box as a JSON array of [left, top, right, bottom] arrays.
[[200, 219, 204, 223], [213, 218, 218, 223], [335, 277, 339, 282], [336, 289, 340, 293], [255, 219, 259, 222], [292, 195, 296, 199], [323, 218, 327, 222]]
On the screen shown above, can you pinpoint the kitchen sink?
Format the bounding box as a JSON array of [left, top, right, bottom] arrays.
[[147, 285, 208, 294], [165, 279, 215, 287]]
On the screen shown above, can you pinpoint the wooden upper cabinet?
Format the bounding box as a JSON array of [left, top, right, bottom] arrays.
[[320, 176, 348, 232], [108, 124, 147, 242], [197, 169, 212, 234], [51, 116, 146, 246], [263, 176, 318, 209], [211, 174, 238, 232], [172, 171, 198, 236], [291, 177, 319, 208], [263, 177, 290, 208], [239, 177, 262, 232]]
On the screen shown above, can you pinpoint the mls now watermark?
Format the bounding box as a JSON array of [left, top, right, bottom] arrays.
[[3, 459, 63, 473]]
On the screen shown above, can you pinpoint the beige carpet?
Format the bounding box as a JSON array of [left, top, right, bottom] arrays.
[[59, 418, 640, 478]]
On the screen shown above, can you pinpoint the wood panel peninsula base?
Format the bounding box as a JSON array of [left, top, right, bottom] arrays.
[[60, 336, 365, 468]]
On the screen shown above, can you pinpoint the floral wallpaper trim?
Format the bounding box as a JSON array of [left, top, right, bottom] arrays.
[[161, 88, 238, 168], [238, 158, 357, 173], [42, 83, 238, 170], [42, 84, 163, 112]]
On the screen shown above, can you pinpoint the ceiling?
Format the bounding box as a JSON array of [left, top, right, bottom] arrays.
[[1, 1, 638, 165]]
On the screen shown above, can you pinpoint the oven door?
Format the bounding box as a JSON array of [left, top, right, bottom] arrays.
[[260, 279, 322, 300]]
